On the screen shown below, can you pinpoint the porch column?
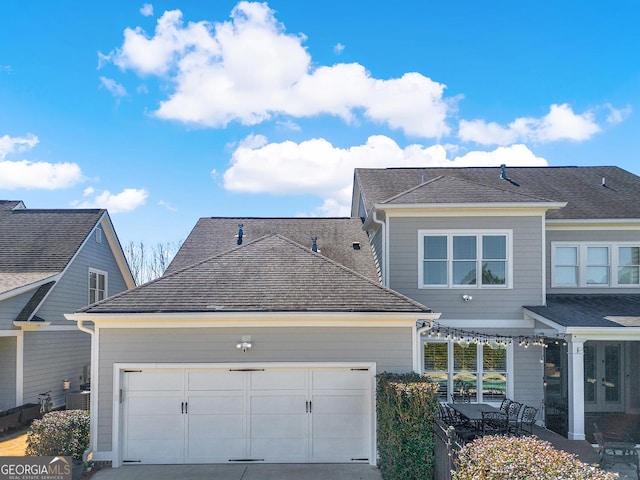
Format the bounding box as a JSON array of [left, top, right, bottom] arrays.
[[567, 337, 585, 440]]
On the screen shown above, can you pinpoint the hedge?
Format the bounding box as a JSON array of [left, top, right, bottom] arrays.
[[26, 410, 90, 462], [376, 372, 440, 480], [453, 435, 617, 480]]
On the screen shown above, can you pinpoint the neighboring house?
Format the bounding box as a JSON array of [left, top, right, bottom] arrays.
[[0, 200, 134, 410], [352, 165, 640, 441], [66, 218, 439, 466]]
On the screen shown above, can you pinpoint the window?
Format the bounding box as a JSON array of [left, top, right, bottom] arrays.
[[420, 231, 510, 288], [89, 269, 107, 304], [552, 243, 640, 288], [423, 340, 509, 402]]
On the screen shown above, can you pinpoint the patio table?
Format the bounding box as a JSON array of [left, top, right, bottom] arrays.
[[448, 402, 502, 428]]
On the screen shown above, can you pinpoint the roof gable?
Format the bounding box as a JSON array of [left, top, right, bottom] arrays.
[[383, 175, 556, 205], [355, 166, 640, 220], [167, 217, 378, 281], [79, 234, 430, 314]]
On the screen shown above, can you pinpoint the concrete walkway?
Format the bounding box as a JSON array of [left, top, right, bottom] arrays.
[[89, 463, 383, 480]]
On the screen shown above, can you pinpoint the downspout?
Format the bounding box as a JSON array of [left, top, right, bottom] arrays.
[[76, 319, 96, 465], [371, 208, 387, 287]]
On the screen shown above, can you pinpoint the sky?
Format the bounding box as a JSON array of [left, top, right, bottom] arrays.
[[1, 1, 639, 247]]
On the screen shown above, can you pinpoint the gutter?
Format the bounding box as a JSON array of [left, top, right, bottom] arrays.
[[72, 318, 97, 462], [371, 209, 387, 287]]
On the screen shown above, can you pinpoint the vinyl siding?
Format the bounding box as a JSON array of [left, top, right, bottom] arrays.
[[37, 231, 129, 326], [22, 330, 91, 408], [0, 290, 34, 328], [95, 325, 413, 452], [0, 337, 16, 409], [513, 343, 544, 410], [546, 229, 640, 294], [387, 215, 544, 319]]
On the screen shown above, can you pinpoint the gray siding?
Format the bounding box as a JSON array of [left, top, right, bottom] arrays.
[[38, 232, 129, 326], [0, 336, 16, 409], [513, 343, 544, 410], [387, 215, 544, 319], [547, 229, 640, 294], [96, 325, 413, 451], [0, 290, 34, 328], [22, 330, 91, 408]]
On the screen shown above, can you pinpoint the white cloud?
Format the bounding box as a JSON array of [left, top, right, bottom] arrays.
[[83, 186, 95, 196], [0, 133, 39, 159], [140, 3, 154, 16], [459, 103, 602, 145], [605, 103, 632, 125], [158, 199, 178, 211], [0, 133, 83, 189], [99, 76, 127, 97], [73, 188, 148, 213], [0, 160, 83, 189], [223, 135, 547, 215], [104, 2, 453, 138], [333, 43, 344, 54]]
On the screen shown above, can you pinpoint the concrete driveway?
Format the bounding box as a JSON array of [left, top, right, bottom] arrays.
[[90, 463, 383, 480]]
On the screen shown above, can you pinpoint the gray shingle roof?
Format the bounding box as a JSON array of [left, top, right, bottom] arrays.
[[167, 217, 378, 282], [355, 166, 640, 219], [15, 281, 55, 322], [79, 234, 431, 314], [525, 294, 640, 328], [0, 207, 105, 274]]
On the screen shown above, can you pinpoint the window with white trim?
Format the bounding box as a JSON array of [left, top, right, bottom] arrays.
[[89, 268, 107, 304], [419, 230, 511, 288], [422, 340, 509, 402], [552, 242, 640, 288]]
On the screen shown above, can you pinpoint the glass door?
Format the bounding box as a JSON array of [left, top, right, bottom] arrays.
[[584, 342, 623, 412]]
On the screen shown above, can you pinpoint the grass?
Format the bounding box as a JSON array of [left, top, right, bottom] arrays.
[[0, 428, 29, 456]]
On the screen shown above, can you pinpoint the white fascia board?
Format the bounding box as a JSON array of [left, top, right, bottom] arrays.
[[377, 202, 566, 216], [100, 213, 136, 289], [525, 309, 640, 340], [0, 273, 60, 302], [524, 309, 568, 332], [546, 219, 640, 230], [65, 311, 439, 328], [434, 317, 534, 330]]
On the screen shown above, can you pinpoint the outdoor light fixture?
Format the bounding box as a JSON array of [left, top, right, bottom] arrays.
[[462, 294, 473, 302], [236, 336, 252, 353]]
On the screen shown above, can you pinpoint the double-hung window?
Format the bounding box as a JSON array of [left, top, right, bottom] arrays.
[[89, 268, 107, 304], [420, 231, 511, 288], [423, 340, 509, 402], [552, 243, 640, 288]]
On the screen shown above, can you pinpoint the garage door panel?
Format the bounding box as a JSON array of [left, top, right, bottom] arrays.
[[312, 436, 369, 460], [125, 438, 184, 464], [188, 438, 246, 462], [250, 369, 307, 390], [312, 393, 368, 414], [313, 413, 367, 438], [126, 370, 184, 391], [250, 394, 305, 414], [251, 438, 307, 460], [312, 369, 370, 390], [126, 393, 183, 416], [188, 393, 245, 414], [127, 413, 183, 439], [187, 370, 245, 391], [251, 414, 307, 439]]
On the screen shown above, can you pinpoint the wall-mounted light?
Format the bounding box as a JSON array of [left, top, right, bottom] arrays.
[[462, 294, 473, 302], [236, 335, 252, 353]]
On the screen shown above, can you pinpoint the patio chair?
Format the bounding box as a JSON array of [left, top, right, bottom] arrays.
[[480, 411, 509, 436], [594, 431, 639, 480], [515, 405, 538, 435], [439, 404, 478, 442], [506, 401, 524, 433], [499, 398, 512, 414]]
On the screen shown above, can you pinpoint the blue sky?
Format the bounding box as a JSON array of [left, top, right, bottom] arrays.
[[1, 1, 639, 246]]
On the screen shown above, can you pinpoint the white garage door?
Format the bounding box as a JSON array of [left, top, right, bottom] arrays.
[[121, 366, 372, 464]]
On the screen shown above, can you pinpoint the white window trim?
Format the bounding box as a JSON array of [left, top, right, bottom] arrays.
[[551, 242, 640, 288], [418, 229, 513, 289], [420, 338, 512, 404], [88, 268, 108, 304]]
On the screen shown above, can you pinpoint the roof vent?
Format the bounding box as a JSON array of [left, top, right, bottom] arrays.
[[602, 177, 607, 187], [236, 224, 244, 245], [352, 242, 361, 250], [500, 164, 520, 187], [311, 237, 318, 252]]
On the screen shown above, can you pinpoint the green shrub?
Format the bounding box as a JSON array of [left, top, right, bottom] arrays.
[[26, 410, 90, 462], [376, 372, 440, 480], [453, 435, 617, 480]]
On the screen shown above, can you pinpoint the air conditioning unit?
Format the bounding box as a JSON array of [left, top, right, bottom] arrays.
[[66, 391, 90, 411]]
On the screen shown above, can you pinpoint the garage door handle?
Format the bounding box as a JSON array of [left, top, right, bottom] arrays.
[[305, 401, 312, 413], [181, 402, 184, 414], [181, 402, 188, 414]]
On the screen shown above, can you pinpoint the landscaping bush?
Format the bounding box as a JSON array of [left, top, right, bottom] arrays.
[[26, 410, 90, 462], [452, 435, 617, 480], [376, 372, 439, 480]]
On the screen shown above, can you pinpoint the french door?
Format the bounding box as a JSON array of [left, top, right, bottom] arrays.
[[584, 342, 623, 412]]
